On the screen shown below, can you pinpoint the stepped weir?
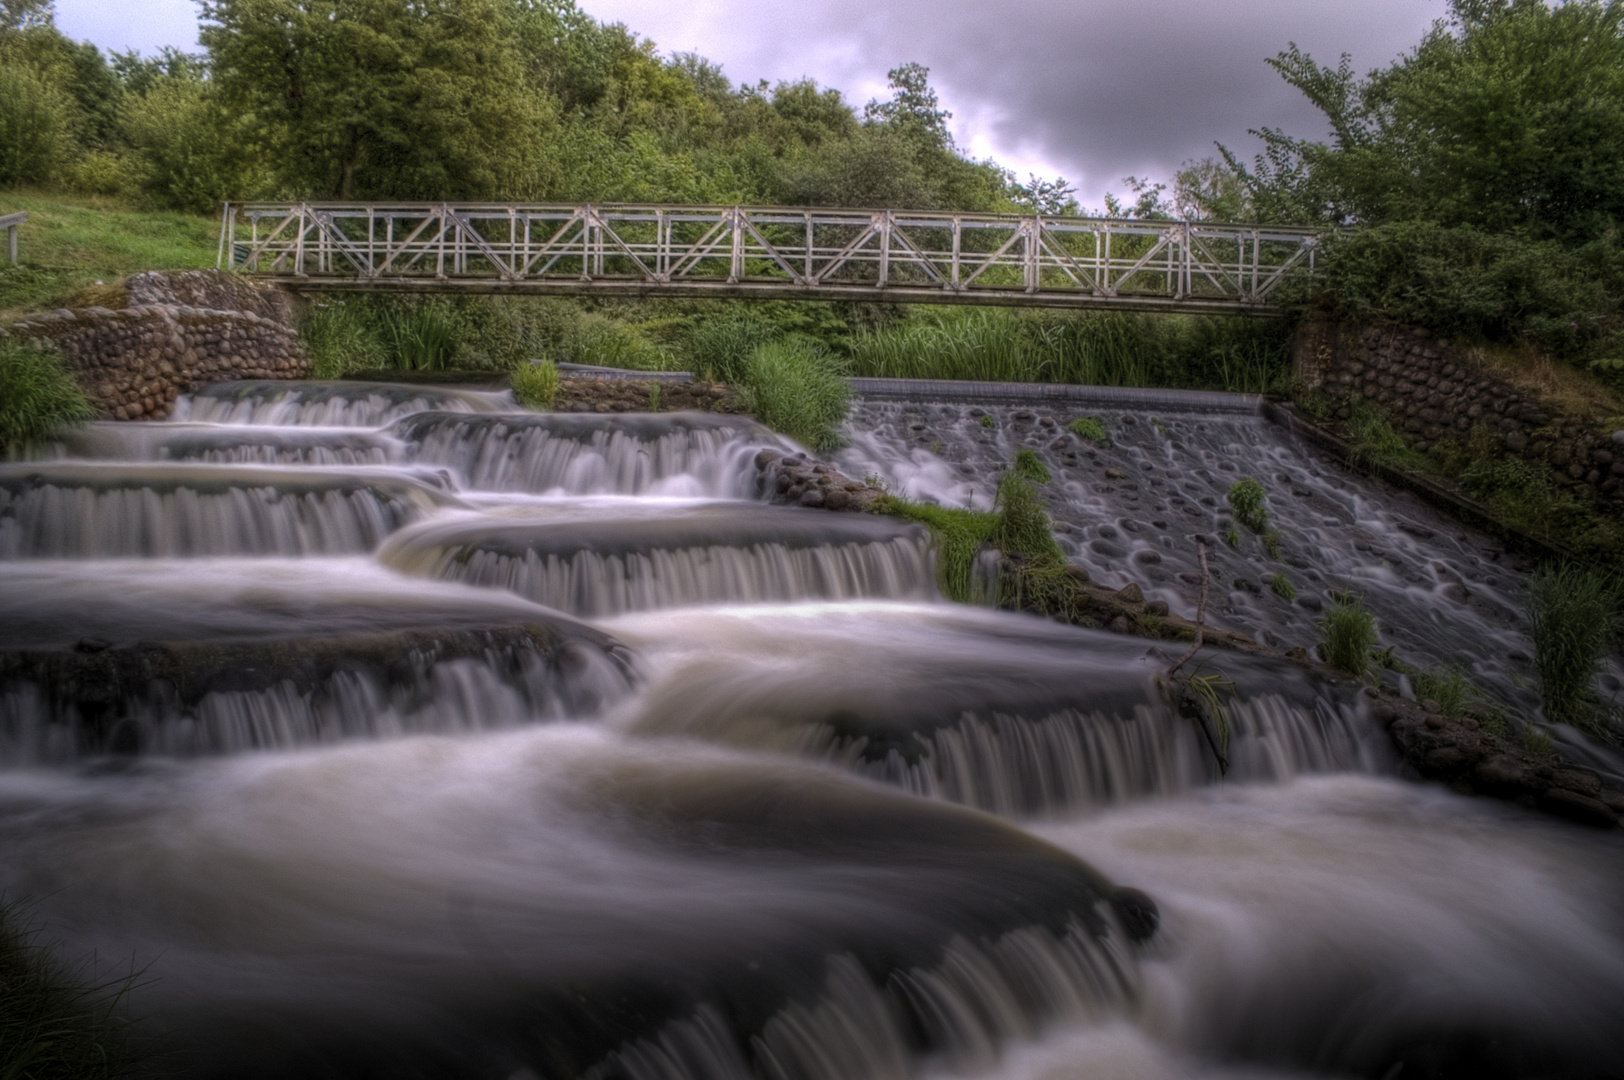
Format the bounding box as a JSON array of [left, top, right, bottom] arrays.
[[2, 376, 1622, 1080]]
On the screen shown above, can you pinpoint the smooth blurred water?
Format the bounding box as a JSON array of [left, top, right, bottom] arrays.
[[1, 380, 1619, 1080]]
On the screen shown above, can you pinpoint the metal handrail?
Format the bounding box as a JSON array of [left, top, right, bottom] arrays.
[[0, 212, 25, 266]]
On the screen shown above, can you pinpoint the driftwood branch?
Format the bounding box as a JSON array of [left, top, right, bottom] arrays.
[[1168, 541, 1210, 677]]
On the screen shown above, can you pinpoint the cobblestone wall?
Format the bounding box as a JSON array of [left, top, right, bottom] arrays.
[[1297, 319, 1624, 512], [4, 271, 307, 421]]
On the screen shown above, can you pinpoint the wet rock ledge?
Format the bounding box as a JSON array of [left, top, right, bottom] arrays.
[[753, 449, 888, 511], [1377, 691, 1624, 827], [553, 376, 738, 413]]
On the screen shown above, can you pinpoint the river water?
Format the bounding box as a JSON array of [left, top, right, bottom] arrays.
[[2, 380, 1622, 1079]]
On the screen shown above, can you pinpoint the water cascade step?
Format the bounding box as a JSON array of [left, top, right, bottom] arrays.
[[171, 379, 514, 427], [395, 410, 785, 498], [606, 604, 1384, 817], [381, 501, 937, 616], [49, 421, 404, 466], [0, 462, 462, 557], [0, 560, 635, 762]]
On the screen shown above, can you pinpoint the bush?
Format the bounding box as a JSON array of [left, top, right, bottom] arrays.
[[0, 338, 94, 449], [121, 77, 258, 213], [561, 312, 671, 371], [735, 338, 850, 451], [0, 62, 73, 187], [511, 360, 560, 410], [1068, 416, 1107, 441], [1011, 447, 1051, 484], [1526, 563, 1624, 734], [989, 469, 1064, 566], [1317, 592, 1378, 677]]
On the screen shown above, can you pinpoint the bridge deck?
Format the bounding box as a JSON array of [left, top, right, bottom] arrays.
[[223, 202, 1320, 314]]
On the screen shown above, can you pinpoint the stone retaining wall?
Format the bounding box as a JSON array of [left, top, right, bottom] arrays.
[[4, 270, 307, 421], [1296, 318, 1624, 512]]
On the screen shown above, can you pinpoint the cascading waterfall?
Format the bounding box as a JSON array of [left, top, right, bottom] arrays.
[[397, 411, 786, 497], [1, 378, 1620, 1080]]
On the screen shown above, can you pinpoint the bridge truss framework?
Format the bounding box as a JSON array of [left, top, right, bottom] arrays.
[[221, 202, 1320, 314]]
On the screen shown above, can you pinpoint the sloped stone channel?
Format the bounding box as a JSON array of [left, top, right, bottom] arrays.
[[0, 379, 1621, 1080]]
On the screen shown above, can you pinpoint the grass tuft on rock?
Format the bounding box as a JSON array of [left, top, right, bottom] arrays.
[[1226, 476, 1269, 534], [511, 360, 560, 411], [1413, 666, 1471, 719], [1269, 572, 1296, 601], [1318, 592, 1379, 677], [876, 497, 998, 603], [0, 338, 95, 451], [1068, 416, 1107, 441], [1011, 447, 1051, 484], [1526, 563, 1624, 736]]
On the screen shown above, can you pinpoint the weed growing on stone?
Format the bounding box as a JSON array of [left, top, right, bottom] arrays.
[[875, 498, 997, 603], [1226, 476, 1270, 533], [647, 382, 661, 412], [1269, 573, 1296, 601], [980, 413, 995, 429], [1526, 562, 1624, 736], [1414, 666, 1471, 718], [1223, 527, 1240, 548], [1318, 592, 1379, 677], [1012, 448, 1051, 484], [0, 338, 94, 450], [1069, 416, 1107, 441], [1263, 531, 1282, 559], [511, 360, 560, 411]]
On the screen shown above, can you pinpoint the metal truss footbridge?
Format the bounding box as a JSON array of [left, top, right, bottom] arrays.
[[221, 202, 1320, 315]]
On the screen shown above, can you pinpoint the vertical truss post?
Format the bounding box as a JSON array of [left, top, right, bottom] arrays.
[[293, 205, 308, 277], [728, 207, 743, 283], [877, 211, 891, 287], [1023, 217, 1039, 293], [804, 212, 813, 284], [951, 216, 962, 289]]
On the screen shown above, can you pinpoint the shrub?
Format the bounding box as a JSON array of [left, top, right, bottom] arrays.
[[121, 78, 258, 213], [511, 360, 560, 410], [735, 338, 850, 451], [1317, 592, 1378, 677], [1226, 476, 1269, 533], [0, 339, 95, 450], [380, 306, 457, 372], [1526, 563, 1624, 734], [0, 63, 72, 187], [990, 469, 1064, 566], [563, 313, 671, 371]]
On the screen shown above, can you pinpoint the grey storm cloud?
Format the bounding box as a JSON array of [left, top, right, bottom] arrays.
[[585, 0, 1448, 199]]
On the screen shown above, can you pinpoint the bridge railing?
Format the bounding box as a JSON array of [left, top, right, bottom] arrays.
[[221, 202, 1320, 311]]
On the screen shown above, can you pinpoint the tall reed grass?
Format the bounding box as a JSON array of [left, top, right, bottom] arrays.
[[842, 307, 1289, 393], [1526, 563, 1624, 735], [0, 339, 95, 449]]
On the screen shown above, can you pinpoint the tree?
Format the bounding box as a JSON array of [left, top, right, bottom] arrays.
[[1227, 0, 1624, 240], [199, 0, 549, 199], [0, 60, 71, 185], [864, 62, 953, 149]]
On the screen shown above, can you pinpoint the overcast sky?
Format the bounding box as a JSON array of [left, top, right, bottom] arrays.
[[54, 0, 1447, 204]]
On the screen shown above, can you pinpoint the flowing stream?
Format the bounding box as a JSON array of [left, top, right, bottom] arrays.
[[2, 380, 1622, 1080]]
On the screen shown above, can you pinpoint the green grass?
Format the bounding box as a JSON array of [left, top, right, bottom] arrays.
[[1526, 563, 1624, 736], [1318, 592, 1379, 677], [1068, 416, 1107, 441], [1413, 666, 1471, 719], [0, 339, 95, 450], [990, 469, 1065, 566], [0, 902, 144, 1080], [1226, 476, 1269, 534], [511, 360, 560, 410], [1269, 572, 1296, 601], [734, 338, 851, 451], [0, 191, 218, 319], [1346, 397, 1431, 470], [842, 306, 1290, 392], [682, 316, 783, 382], [1011, 447, 1051, 484], [877, 496, 998, 602]]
